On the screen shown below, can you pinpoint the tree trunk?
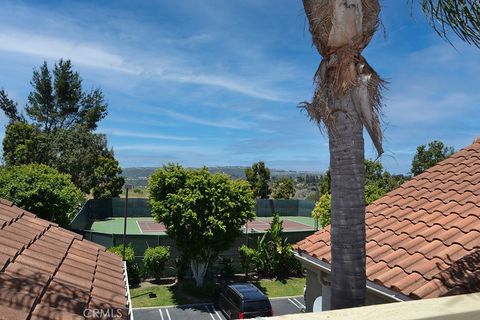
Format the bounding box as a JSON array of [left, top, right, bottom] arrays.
[[190, 260, 208, 288], [328, 93, 366, 309]]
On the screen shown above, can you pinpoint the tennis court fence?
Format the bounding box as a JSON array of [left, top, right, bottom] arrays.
[[70, 198, 316, 276]]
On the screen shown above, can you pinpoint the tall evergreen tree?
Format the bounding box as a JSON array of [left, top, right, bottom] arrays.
[[21, 59, 107, 132], [0, 59, 120, 196]]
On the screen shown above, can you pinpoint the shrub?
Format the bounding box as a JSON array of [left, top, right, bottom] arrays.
[[143, 246, 170, 281], [0, 164, 84, 227], [248, 213, 302, 279], [108, 244, 141, 286], [219, 257, 234, 278], [239, 245, 257, 276]]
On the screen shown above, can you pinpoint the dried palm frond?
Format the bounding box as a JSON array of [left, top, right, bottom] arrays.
[[301, 0, 385, 156]]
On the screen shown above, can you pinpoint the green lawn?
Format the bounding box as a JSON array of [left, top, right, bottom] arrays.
[[252, 277, 306, 297], [130, 277, 305, 308]]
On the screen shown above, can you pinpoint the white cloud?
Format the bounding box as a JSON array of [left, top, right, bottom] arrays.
[[0, 27, 292, 102], [134, 107, 254, 130], [99, 128, 195, 141], [0, 29, 140, 74], [114, 144, 215, 154], [162, 72, 289, 102]]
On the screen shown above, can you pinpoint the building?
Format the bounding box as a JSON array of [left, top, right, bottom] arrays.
[[0, 198, 133, 320], [295, 139, 480, 311]]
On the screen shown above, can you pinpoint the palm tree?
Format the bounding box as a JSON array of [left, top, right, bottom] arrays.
[[300, 0, 479, 310], [300, 0, 384, 310]]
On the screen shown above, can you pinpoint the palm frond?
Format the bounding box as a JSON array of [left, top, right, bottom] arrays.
[[416, 0, 480, 47]]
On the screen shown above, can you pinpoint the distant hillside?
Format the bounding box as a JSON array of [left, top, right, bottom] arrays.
[[122, 166, 322, 187]]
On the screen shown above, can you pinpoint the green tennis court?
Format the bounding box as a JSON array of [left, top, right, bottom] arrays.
[[89, 216, 317, 235], [90, 217, 162, 235]]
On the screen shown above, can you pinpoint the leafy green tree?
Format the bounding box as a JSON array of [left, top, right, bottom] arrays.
[[108, 244, 141, 286], [148, 164, 255, 287], [143, 246, 170, 281], [364, 184, 387, 205], [321, 161, 405, 202], [0, 60, 122, 194], [2, 122, 52, 166], [245, 161, 271, 199], [92, 155, 125, 199], [0, 164, 84, 227], [364, 159, 409, 204], [272, 177, 296, 199], [312, 193, 331, 228], [52, 126, 112, 193], [411, 140, 455, 176]]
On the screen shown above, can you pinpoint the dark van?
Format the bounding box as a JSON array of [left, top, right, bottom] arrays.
[[218, 283, 273, 319]]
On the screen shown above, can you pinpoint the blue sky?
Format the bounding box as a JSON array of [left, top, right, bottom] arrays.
[[0, 1, 478, 174]]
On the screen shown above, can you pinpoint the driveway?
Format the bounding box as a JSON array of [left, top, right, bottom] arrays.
[[133, 296, 306, 320]]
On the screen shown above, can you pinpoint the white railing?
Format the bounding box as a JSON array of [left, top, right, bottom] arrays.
[[124, 261, 134, 320]]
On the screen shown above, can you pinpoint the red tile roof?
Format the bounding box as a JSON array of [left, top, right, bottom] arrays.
[[0, 199, 130, 319], [296, 139, 480, 299]]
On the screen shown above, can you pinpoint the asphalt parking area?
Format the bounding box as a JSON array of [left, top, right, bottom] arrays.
[[271, 296, 306, 316], [133, 304, 225, 320], [133, 296, 305, 320]]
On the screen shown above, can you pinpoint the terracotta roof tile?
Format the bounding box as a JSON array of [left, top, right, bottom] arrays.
[[30, 303, 85, 320], [14, 255, 59, 275], [0, 228, 33, 246], [296, 139, 480, 300], [88, 296, 129, 318], [0, 305, 30, 320], [94, 271, 126, 289], [365, 259, 388, 278], [91, 286, 127, 307], [62, 257, 96, 274], [0, 199, 13, 206], [0, 286, 38, 313], [396, 236, 426, 253], [0, 271, 46, 296], [391, 272, 425, 293], [0, 244, 19, 259], [0, 251, 11, 266], [39, 286, 90, 318], [0, 200, 130, 319]]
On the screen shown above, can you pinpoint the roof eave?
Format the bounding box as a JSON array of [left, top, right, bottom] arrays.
[[294, 251, 413, 302]]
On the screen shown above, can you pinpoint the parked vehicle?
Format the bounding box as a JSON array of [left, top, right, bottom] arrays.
[[218, 283, 273, 319]]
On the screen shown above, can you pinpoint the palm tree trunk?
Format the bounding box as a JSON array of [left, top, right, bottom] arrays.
[[328, 93, 366, 309]]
